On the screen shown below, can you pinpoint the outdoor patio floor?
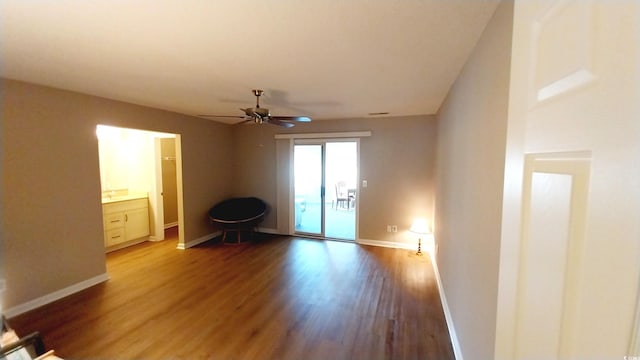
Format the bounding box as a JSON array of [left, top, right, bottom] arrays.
[[295, 202, 356, 240]]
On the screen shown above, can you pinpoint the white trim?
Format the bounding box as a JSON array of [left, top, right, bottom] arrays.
[[256, 227, 280, 235], [356, 238, 415, 250], [431, 252, 463, 360], [287, 139, 295, 235], [4, 273, 110, 318], [178, 231, 221, 249], [177, 229, 280, 249], [629, 273, 640, 354], [536, 69, 595, 103], [164, 222, 178, 229], [151, 138, 165, 243], [355, 140, 360, 241], [294, 137, 360, 145], [274, 131, 372, 139]]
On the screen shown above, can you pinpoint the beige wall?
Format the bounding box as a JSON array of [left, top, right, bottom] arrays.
[[1, 79, 437, 311], [232, 115, 437, 243], [434, 2, 513, 359], [1, 79, 233, 309]]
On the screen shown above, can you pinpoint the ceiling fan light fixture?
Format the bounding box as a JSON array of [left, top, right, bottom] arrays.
[[199, 89, 312, 127]]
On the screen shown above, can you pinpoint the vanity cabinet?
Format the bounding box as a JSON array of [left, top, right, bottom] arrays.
[[102, 198, 149, 248]]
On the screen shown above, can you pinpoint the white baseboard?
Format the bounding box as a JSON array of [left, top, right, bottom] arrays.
[[177, 228, 280, 250], [4, 273, 110, 318], [256, 227, 280, 235], [177, 231, 221, 249], [357, 238, 415, 250], [430, 253, 463, 360], [164, 222, 178, 229]]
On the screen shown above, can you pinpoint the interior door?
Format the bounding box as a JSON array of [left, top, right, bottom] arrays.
[[496, 1, 640, 358]]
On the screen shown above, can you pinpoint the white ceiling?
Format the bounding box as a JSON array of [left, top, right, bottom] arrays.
[[0, 1, 499, 124]]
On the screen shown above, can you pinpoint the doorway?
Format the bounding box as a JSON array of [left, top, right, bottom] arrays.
[[96, 125, 184, 246], [293, 140, 358, 240]]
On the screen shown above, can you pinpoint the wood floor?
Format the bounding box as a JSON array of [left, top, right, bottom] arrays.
[[9, 229, 454, 359]]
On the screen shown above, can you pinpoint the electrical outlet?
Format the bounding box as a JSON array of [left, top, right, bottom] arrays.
[[391, 225, 398, 233]]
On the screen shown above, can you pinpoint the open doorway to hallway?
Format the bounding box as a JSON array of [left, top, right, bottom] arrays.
[[294, 140, 357, 240]]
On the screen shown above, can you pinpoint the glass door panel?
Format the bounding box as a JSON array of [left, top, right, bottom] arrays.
[[325, 142, 357, 240], [294, 144, 323, 235]]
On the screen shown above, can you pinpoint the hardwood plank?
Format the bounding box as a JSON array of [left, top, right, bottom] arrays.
[[9, 230, 454, 359]]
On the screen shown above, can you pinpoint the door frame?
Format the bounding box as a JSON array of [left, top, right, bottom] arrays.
[[96, 125, 185, 247], [274, 131, 370, 240], [290, 138, 360, 241]]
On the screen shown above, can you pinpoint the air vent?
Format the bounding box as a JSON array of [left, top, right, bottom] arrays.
[[368, 112, 389, 116]]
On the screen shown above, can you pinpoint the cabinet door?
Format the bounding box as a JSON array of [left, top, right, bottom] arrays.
[[125, 207, 150, 241]]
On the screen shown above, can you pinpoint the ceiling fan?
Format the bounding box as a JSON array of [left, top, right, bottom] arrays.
[[199, 89, 312, 128]]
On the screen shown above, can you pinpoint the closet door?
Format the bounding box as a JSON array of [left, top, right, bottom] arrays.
[[496, 1, 640, 358]]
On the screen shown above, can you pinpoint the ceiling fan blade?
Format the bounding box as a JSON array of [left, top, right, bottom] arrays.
[[271, 115, 312, 122], [200, 91, 310, 129], [268, 118, 295, 128], [241, 108, 257, 117]]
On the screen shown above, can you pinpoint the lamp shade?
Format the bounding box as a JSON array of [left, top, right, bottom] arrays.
[[409, 218, 431, 234]]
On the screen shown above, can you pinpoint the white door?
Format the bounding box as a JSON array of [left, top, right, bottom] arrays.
[[496, 1, 640, 358]]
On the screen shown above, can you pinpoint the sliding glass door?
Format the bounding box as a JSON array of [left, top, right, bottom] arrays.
[[293, 140, 357, 240]]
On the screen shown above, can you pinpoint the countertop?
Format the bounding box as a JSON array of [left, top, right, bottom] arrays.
[[101, 193, 148, 204]]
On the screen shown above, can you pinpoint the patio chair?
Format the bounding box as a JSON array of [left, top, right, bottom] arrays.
[[334, 181, 354, 209]]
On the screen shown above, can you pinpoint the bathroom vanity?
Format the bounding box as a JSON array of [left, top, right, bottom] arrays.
[[102, 193, 150, 251]]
